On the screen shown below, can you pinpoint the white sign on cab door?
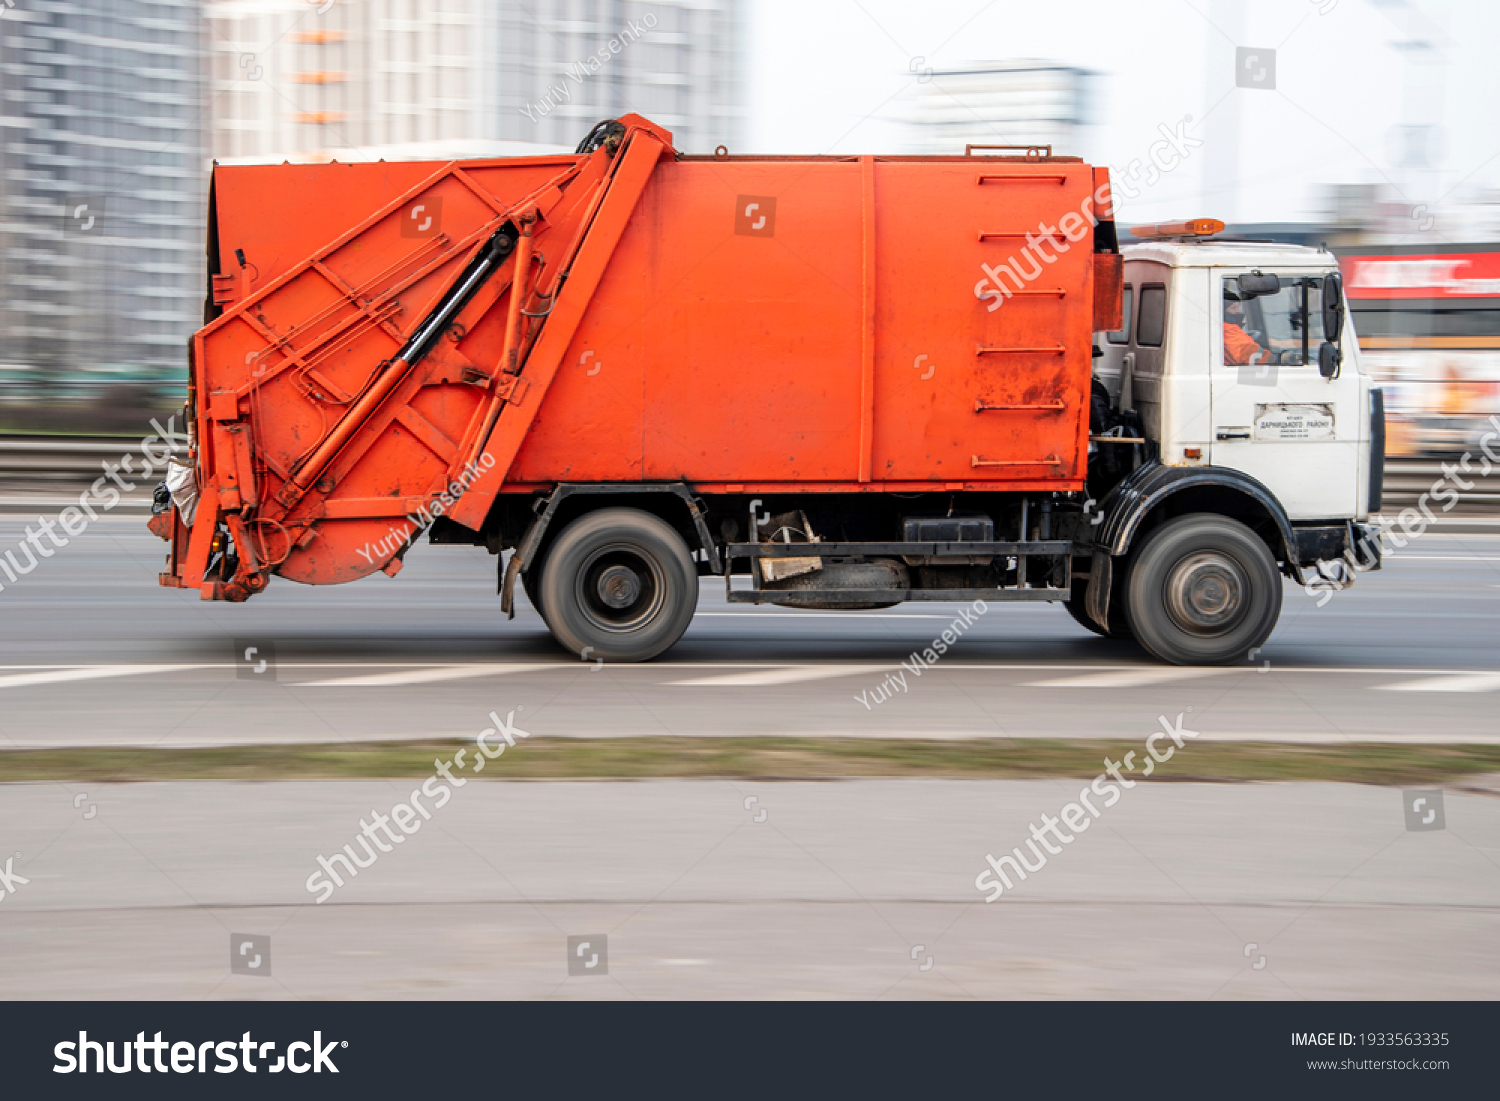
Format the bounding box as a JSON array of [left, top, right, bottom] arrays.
[[1253, 403, 1334, 441]]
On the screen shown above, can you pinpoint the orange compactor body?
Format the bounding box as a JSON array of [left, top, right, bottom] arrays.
[[155, 115, 1121, 601]]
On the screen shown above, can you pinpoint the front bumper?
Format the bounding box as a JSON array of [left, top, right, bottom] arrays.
[[1289, 520, 1383, 580]]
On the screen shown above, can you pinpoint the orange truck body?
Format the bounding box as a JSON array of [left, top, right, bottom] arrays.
[[157, 115, 1119, 600]]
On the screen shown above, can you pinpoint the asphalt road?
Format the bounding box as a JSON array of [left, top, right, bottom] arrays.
[[0, 519, 1498, 747], [1, 779, 1495, 999], [1, 518, 1497, 1001]]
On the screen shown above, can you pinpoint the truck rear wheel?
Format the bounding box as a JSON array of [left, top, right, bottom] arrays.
[[520, 564, 554, 634], [1123, 513, 1281, 666], [536, 508, 698, 662]]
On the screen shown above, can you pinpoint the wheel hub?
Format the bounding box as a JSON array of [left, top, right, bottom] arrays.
[[595, 563, 643, 609], [1164, 551, 1246, 635], [576, 543, 664, 634]]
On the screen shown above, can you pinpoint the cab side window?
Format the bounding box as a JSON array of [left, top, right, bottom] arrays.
[[1221, 274, 1323, 367], [1136, 284, 1166, 347], [1106, 286, 1133, 345]]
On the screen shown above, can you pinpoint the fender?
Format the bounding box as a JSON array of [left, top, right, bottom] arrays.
[[1083, 461, 1300, 631]]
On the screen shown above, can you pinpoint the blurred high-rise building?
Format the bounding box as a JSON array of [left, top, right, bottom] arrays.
[[208, 0, 507, 163], [0, 0, 747, 430], [903, 61, 1097, 159], [207, 0, 746, 164], [496, 0, 745, 153], [0, 0, 207, 423]]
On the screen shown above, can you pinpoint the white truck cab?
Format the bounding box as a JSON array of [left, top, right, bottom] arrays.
[[1076, 225, 1384, 664], [1096, 237, 1377, 521]]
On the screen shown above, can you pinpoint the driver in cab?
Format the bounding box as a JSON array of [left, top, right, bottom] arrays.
[[1223, 284, 1272, 367], [1223, 280, 1300, 369]]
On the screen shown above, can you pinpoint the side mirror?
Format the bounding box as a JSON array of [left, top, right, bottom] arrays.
[[1318, 341, 1341, 379], [1238, 271, 1281, 299], [1322, 271, 1343, 343]]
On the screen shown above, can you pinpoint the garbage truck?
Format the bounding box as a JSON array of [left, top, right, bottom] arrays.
[[151, 114, 1384, 664]]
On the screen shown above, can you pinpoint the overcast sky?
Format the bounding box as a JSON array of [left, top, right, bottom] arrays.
[[744, 0, 1500, 227]]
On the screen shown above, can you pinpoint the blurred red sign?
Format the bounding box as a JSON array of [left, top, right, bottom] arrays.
[[1340, 252, 1500, 299]]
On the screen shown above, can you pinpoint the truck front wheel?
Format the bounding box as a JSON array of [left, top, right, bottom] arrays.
[[536, 508, 698, 662], [1065, 574, 1132, 639], [1123, 514, 1281, 666]]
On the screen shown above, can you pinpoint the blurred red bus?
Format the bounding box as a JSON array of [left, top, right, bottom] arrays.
[[1340, 245, 1500, 457]]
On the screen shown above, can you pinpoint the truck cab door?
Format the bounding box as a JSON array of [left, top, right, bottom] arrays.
[[1208, 268, 1361, 520]]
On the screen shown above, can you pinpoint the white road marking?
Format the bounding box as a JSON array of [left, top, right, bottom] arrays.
[[1392, 555, 1500, 562], [669, 666, 877, 687], [1021, 668, 1241, 689], [298, 664, 559, 688], [1376, 672, 1500, 694], [3, 661, 1500, 688], [0, 664, 206, 690]]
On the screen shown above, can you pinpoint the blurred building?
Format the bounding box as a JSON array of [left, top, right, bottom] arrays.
[[208, 0, 509, 163], [0, 0, 207, 423], [903, 61, 1097, 159], [496, 0, 745, 154], [0, 0, 746, 430], [208, 0, 746, 164]]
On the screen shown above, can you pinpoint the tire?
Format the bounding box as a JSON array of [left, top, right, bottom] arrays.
[[520, 563, 544, 614], [1123, 513, 1282, 666], [1064, 573, 1132, 640], [519, 562, 554, 633], [535, 508, 698, 662]]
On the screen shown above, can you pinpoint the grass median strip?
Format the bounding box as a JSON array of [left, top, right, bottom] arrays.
[[0, 738, 1498, 785]]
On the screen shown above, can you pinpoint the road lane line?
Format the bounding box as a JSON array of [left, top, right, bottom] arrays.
[[298, 664, 560, 687], [1021, 668, 1241, 689], [5, 660, 1500, 684], [1391, 556, 1500, 562], [1376, 672, 1500, 693], [0, 664, 207, 690], [669, 666, 879, 687]]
